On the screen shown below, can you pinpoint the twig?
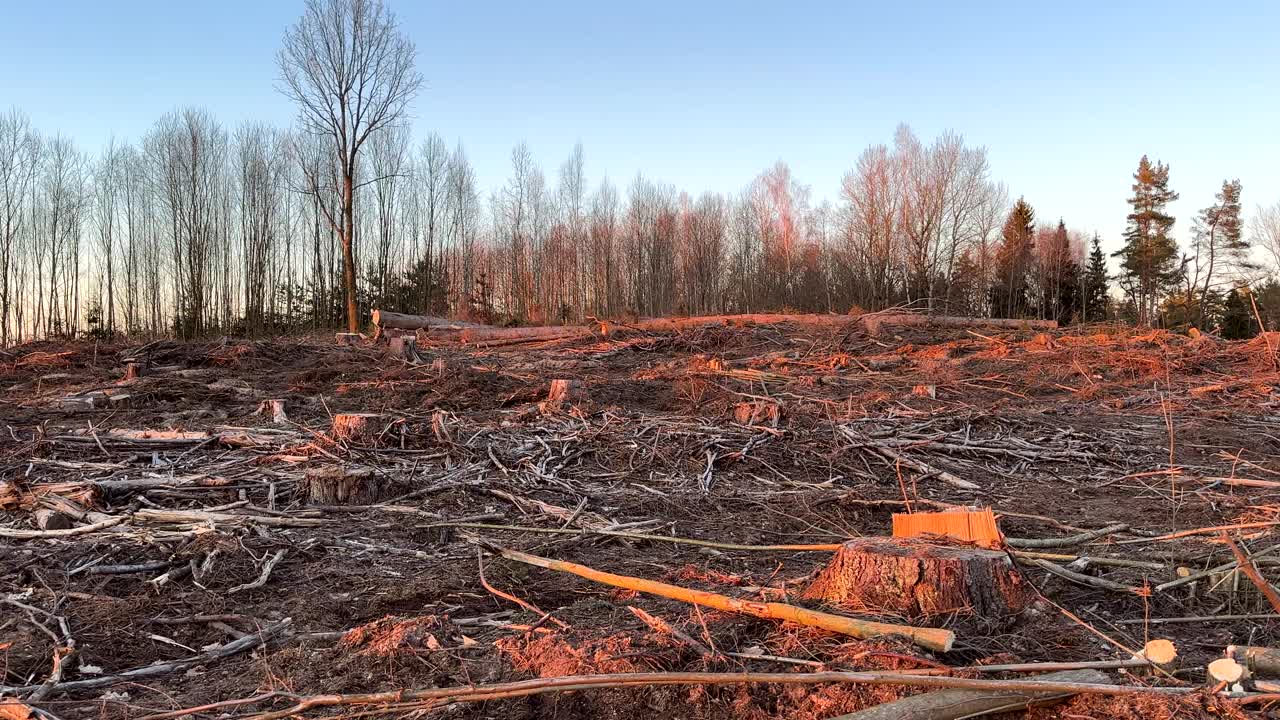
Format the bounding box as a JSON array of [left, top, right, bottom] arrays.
[[1026, 558, 1142, 593], [476, 549, 568, 630], [228, 550, 287, 594], [1006, 523, 1129, 549], [432, 521, 843, 552]]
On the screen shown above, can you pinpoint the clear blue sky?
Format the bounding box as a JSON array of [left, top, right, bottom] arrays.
[[3, 0, 1278, 253]]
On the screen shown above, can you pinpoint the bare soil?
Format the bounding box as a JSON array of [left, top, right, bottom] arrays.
[[2, 317, 1278, 718]]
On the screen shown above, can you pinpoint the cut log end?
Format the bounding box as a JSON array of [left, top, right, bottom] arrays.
[[802, 537, 1033, 621], [301, 465, 386, 505], [1208, 657, 1246, 684], [34, 508, 73, 531], [330, 413, 387, 446], [1140, 638, 1178, 667]]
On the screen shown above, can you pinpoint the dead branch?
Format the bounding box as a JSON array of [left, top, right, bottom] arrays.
[[497, 547, 955, 652], [1225, 534, 1280, 614], [0, 619, 291, 696], [829, 668, 1111, 720], [172, 669, 1189, 720]]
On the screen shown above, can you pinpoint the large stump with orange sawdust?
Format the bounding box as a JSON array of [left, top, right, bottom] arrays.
[[802, 537, 1033, 620]]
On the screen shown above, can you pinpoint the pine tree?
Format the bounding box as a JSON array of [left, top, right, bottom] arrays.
[[991, 197, 1036, 318], [1191, 179, 1254, 326], [1114, 155, 1180, 326], [1083, 234, 1110, 321], [1221, 287, 1256, 339]]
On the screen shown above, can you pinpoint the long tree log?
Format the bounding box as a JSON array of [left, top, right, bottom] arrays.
[[498, 547, 955, 652], [371, 309, 490, 331], [829, 669, 1112, 720]]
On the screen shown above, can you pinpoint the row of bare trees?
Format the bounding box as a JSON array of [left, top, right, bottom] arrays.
[[0, 105, 1072, 343]]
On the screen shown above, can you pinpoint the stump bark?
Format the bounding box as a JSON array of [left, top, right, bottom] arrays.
[[123, 361, 145, 381], [540, 379, 583, 414], [802, 537, 1032, 620], [256, 399, 289, 424], [302, 465, 387, 505], [331, 413, 386, 445]]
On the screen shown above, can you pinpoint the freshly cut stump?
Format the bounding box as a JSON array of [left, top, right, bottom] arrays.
[[802, 538, 1032, 620], [123, 361, 145, 381], [331, 413, 386, 445], [302, 465, 386, 505]]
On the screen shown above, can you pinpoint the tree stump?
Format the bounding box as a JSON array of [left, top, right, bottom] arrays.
[[540, 379, 583, 414], [335, 332, 361, 346], [802, 537, 1033, 620], [387, 335, 424, 363], [301, 465, 387, 505], [123, 362, 145, 381], [331, 413, 387, 445], [732, 400, 780, 426], [256, 399, 289, 424]]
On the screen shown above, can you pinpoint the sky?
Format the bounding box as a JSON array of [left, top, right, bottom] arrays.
[[2, 0, 1278, 256]]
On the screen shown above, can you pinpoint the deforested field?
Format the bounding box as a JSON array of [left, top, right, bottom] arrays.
[[3, 312, 1278, 719]]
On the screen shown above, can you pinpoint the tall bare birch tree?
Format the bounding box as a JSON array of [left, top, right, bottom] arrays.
[[278, 0, 422, 332]]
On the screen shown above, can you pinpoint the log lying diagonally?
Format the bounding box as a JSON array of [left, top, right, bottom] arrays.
[[498, 547, 955, 652]]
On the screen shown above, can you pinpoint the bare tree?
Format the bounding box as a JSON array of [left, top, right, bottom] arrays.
[[1256, 201, 1280, 273], [278, 0, 422, 332], [0, 109, 38, 343]]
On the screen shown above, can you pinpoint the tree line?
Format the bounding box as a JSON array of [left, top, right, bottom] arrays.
[[2, 0, 1280, 344]]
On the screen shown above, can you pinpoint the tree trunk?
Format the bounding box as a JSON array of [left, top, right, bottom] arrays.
[[342, 171, 358, 333]]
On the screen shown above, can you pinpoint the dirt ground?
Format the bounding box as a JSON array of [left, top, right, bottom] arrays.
[[2, 315, 1279, 719]]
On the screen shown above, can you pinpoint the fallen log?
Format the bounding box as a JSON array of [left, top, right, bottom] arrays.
[[497, 547, 955, 652], [373, 309, 490, 331], [1229, 645, 1280, 678], [0, 515, 127, 540], [829, 669, 1112, 720], [1005, 523, 1129, 549], [1209, 658, 1247, 686]]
